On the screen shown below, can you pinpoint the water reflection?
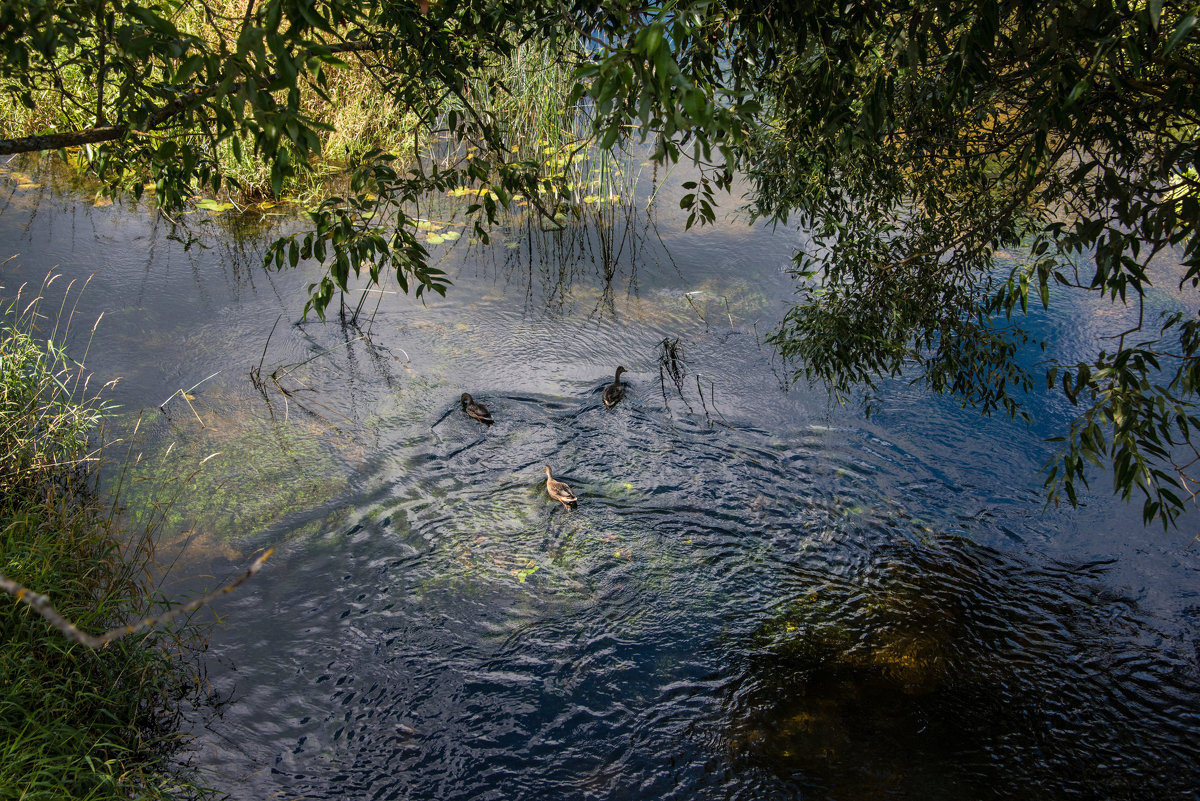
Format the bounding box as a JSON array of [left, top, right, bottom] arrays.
[[2, 155, 1199, 801], [729, 535, 1200, 799]]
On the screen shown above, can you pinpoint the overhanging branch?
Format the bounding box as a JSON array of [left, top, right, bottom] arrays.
[[0, 39, 386, 157]]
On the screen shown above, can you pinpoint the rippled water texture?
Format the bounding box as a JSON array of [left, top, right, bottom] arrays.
[[2, 160, 1199, 799]]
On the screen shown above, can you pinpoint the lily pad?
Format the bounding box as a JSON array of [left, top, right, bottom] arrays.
[[194, 198, 235, 213]]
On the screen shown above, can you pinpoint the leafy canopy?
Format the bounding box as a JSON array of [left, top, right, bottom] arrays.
[[733, 0, 1200, 527], [1, 0, 1199, 527]]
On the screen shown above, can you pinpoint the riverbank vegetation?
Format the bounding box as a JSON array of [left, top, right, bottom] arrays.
[[0, 7, 582, 205], [0, 287, 205, 800], [1, 0, 1198, 529]]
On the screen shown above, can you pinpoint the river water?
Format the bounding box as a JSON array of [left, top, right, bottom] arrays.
[[2, 158, 1198, 800]]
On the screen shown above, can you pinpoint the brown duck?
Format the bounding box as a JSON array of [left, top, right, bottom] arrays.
[[543, 465, 577, 508], [460, 393, 494, 425], [602, 366, 627, 409]]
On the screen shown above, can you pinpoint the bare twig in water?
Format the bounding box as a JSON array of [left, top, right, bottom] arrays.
[[159, 371, 223, 427], [159, 389, 206, 428], [705, 376, 732, 429], [270, 336, 367, 382], [683, 291, 707, 324], [0, 549, 273, 649], [255, 313, 284, 379], [658, 336, 694, 413]]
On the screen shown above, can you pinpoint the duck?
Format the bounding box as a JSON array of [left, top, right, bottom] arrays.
[[460, 393, 494, 425], [602, 366, 627, 409], [543, 465, 577, 508]]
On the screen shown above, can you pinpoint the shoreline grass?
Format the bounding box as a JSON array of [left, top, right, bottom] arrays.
[[0, 282, 208, 801]]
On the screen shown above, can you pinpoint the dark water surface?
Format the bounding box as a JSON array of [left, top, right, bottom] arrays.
[[2, 161, 1199, 800]]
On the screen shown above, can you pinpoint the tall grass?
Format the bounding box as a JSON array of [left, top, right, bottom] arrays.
[[0, 280, 206, 801], [457, 37, 585, 150]]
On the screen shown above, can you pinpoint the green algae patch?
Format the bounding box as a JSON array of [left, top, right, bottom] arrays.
[[120, 405, 348, 549]]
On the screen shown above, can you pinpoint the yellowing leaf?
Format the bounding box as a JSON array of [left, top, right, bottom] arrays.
[[194, 198, 234, 212]]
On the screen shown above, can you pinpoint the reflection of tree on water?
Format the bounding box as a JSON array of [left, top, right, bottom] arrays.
[[467, 158, 681, 322], [727, 535, 1200, 800], [657, 335, 730, 427], [249, 308, 411, 434]]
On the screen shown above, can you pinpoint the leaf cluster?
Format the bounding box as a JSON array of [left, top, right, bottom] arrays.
[[732, 0, 1200, 527], [5, 0, 1200, 526]]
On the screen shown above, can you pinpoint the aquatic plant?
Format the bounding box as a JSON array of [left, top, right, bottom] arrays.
[[730, 532, 1200, 798], [124, 395, 350, 548]]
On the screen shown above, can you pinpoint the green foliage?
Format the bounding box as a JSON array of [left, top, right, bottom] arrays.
[[0, 322, 105, 505], [0, 290, 204, 800], [3, 0, 1200, 526], [735, 0, 1200, 527], [1, 511, 198, 801]]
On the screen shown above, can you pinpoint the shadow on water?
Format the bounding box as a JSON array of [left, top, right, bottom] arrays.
[[176, 365, 1200, 800], [727, 535, 1200, 800], [3, 155, 1200, 800]]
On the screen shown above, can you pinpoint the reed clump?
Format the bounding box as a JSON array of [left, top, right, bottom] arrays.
[[0, 283, 206, 801]]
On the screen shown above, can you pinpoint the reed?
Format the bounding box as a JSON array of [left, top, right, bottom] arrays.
[[0, 280, 207, 801]]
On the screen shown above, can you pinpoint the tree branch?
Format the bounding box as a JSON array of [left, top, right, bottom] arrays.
[[0, 548, 273, 649], [0, 40, 385, 156]]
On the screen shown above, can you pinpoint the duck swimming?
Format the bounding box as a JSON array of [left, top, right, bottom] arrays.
[[543, 465, 577, 508], [460, 393, 494, 425], [602, 366, 627, 409]]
